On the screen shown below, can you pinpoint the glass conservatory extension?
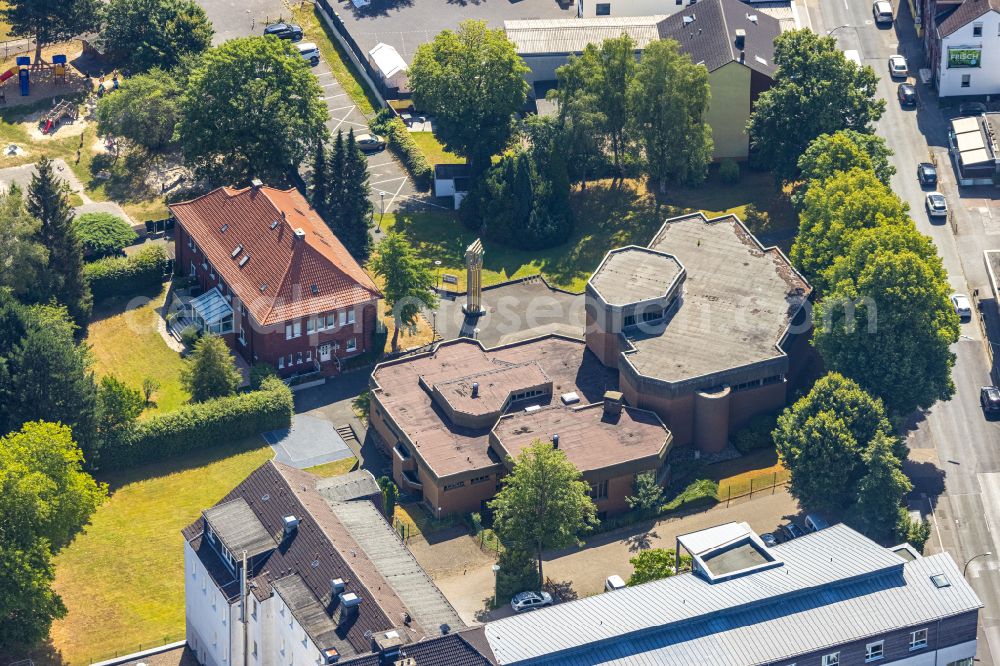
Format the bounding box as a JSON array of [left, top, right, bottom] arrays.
[[189, 287, 234, 335]]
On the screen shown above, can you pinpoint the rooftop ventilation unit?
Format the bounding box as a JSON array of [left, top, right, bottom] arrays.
[[283, 514, 300, 536], [560, 391, 580, 405], [683, 14, 694, 24], [604, 390, 624, 416], [524, 405, 542, 413], [552, 433, 560, 449], [270, 219, 280, 230], [336, 592, 362, 626], [331, 578, 346, 594], [239, 254, 250, 267], [220, 223, 229, 233], [251, 178, 263, 189], [294, 227, 306, 240], [231, 244, 243, 259], [734, 28, 746, 48], [311, 284, 319, 295], [747, 13, 758, 22], [260, 282, 267, 293], [472, 382, 480, 398]]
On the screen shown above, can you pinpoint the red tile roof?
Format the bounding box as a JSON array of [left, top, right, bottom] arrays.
[[170, 186, 381, 326]]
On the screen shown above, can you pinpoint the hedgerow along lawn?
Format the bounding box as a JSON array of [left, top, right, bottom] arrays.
[[86, 284, 189, 415], [381, 168, 795, 293], [50, 439, 273, 665]]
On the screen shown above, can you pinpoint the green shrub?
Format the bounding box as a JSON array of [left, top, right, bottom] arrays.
[[84, 244, 167, 301], [662, 478, 719, 512], [74, 212, 137, 258], [719, 159, 741, 184], [180, 325, 200, 347], [100, 377, 293, 470], [732, 412, 779, 454], [249, 362, 278, 390], [741, 203, 771, 233], [371, 109, 432, 191]]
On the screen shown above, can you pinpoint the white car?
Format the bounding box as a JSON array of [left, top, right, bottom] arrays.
[[888, 55, 908, 78], [511, 591, 553, 613], [296, 42, 320, 66], [873, 0, 893, 23], [925, 191, 948, 217], [951, 293, 972, 320]]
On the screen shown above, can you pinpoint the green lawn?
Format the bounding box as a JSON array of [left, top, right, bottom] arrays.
[[293, 3, 378, 115], [305, 456, 358, 477], [409, 131, 465, 166], [50, 440, 274, 665], [86, 284, 189, 415], [384, 168, 795, 293]]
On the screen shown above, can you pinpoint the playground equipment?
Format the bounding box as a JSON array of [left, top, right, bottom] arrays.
[[39, 98, 78, 134], [0, 55, 69, 97]]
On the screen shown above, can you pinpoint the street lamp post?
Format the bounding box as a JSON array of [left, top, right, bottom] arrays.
[[827, 24, 851, 36], [434, 260, 442, 289], [963, 551, 992, 577], [377, 192, 385, 232], [492, 564, 501, 609]]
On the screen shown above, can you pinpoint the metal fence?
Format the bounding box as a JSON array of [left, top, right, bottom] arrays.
[[716, 469, 791, 507], [0, 38, 34, 61]]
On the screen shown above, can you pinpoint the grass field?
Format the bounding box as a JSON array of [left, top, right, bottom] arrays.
[[86, 284, 189, 415], [409, 132, 464, 166], [292, 3, 378, 115], [50, 440, 273, 665], [383, 168, 794, 293], [708, 449, 789, 500], [305, 456, 358, 477]]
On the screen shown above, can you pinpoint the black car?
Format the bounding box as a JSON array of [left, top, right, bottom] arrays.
[[959, 101, 987, 116], [780, 522, 805, 541], [264, 22, 303, 41], [917, 162, 937, 187], [981, 386, 1000, 414], [898, 83, 917, 107]]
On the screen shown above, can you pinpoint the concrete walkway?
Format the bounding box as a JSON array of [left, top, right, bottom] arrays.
[[0, 158, 134, 222]]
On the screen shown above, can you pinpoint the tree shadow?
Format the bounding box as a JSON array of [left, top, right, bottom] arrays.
[[543, 578, 578, 603], [0, 637, 70, 666], [622, 529, 659, 552]]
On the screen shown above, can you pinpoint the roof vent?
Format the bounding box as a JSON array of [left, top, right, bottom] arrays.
[[747, 13, 758, 22], [231, 244, 243, 258], [335, 592, 361, 627], [552, 433, 560, 449], [239, 254, 250, 267], [251, 178, 263, 189], [311, 284, 319, 295], [270, 219, 280, 230], [294, 227, 306, 240], [735, 28, 746, 48], [740, 50, 746, 63], [525, 405, 542, 413], [755, 55, 768, 65], [220, 223, 229, 233], [560, 391, 580, 405], [472, 382, 479, 398], [283, 514, 300, 536], [683, 14, 694, 24], [604, 390, 624, 417], [260, 283, 267, 293], [931, 573, 951, 588], [331, 578, 346, 594]]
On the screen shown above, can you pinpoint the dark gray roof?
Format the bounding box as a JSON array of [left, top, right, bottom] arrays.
[[203, 498, 276, 559], [316, 470, 381, 503], [338, 629, 496, 666], [938, 0, 1000, 36], [272, 574, 344, 653], [658, 0, 780, 76], [435, 163, 471, 180], [589, 246, 684, 306]]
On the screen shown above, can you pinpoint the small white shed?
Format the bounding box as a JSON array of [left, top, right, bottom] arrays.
[[368, 43, 409, 93]]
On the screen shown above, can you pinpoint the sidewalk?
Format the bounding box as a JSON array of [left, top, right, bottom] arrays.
[[433, 487, 801, 625]]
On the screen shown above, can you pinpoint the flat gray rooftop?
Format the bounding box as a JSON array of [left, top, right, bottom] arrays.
[[626, 214, 809, 384], [203, 498, 275, 558], [589, 247, 683, 306], [431, 278, 584, 348], [702, 542, 771, 577], [316, 469, 380, 503]]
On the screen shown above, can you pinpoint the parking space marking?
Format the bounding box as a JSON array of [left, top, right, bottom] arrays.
[[329, 104, 356, 112], [371, 175, 408, 187]]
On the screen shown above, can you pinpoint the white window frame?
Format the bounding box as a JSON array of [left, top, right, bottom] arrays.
[[973, 22, 983, 36], [962, 74, 972, 87], [190, 261, 197, 277], [293, 321, 302, 337], [296, 351, 303, 365], [306, 350, 312, 362], [285, 324, 293, 340], [277, 356, 285, 369], [326, 313, 336, 329], [346, 337, 357, 352], [346, 309, 355, 325], [866, 640, 884, 662], [239, 325, 246, 346], [822, 653, 840, 666], [339, 311, 347, 327], [910, 628, 928, 650], [307, 317, 315, 334]]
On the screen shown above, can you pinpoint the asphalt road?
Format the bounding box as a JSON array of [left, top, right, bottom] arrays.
[[808, 0, 1000, 661]]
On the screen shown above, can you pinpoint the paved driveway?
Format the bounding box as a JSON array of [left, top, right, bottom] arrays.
[[264, 413, 354, 469]]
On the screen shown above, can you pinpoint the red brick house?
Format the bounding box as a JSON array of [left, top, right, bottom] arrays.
[[170, 183, 381, 377]]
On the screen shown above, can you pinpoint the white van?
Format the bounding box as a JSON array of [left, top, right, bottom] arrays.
[[296, 42, 321, 67], [843, 50, 862, 67], [605, 575, 627, 591]]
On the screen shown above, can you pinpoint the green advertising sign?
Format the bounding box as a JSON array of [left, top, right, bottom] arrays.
[[948, 47, 982, 68]]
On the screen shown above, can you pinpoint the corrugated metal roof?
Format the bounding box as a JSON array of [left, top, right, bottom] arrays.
[[485, 525, 982, 665], [504, 16, 666, 55]]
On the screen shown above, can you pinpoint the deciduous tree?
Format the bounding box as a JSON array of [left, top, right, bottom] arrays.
[[180, 335, 242, 402], [853, 432, 912, 540], [367, 233, 438, 352], [0, 540, 66, 650], [627, 548, 691, 586], [0, 184, 46, 299], [489, 440, 598, 584], [410, 20, 528, 175], [178, 37, 329, 184], [625, 471, 664, 516], [2, 0, 99, 63], [73, 212, 136, 258], [102, 0, 213, 72], [96, 69, 183, 153], [791, 168, 909, 292], [28, 158, 92, 329], [96, 375, 144, 444], [747, 30, 885, 182], [793, 130, 895, 207], [629, 39, 712, 192]]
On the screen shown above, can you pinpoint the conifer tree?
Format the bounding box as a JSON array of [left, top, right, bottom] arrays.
[[340, 129, 373, 261], [311, 140, 329, 217]]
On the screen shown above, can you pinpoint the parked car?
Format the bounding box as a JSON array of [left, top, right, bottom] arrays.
[[951, 293, 972, 320], [898, 83, 917, 107], [356, 133, 387, 152], [761, 532, 778, 547], [296, 42, 321, 67], [780, 522, 805, 541], [605, 575, 627, 591], [980, 386, 1000, 414], [264, 22, 303, 41], [804, 513, 830, 532], [925, 191, 948, 217], [511, 591, 553, 613], [917, 162, 938, 187], [959, 101, 987, 116], [873, 0, 893, 23], [888, 55, 908, 78]]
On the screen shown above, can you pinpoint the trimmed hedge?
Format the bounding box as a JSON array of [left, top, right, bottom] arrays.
[[731, 411, 779, 454], [84, 244, 168, 301], [370, 108, 432, 191], [74, 212, 137, 258], [100, 377, 293, 470]]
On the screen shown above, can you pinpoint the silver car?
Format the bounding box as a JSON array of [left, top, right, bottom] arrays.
[[925, 192, 947, 217], [951, 293, 972, 320], [888, 55, 908, 78], [511, 591, 553, 613]]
